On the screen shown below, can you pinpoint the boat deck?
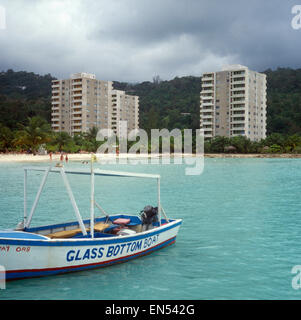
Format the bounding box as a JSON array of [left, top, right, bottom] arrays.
[[18, 215, 170, 240], [45, 222, 110, 239]]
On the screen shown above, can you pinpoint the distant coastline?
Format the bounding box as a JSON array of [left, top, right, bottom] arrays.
[[1, 152, 301, 163]]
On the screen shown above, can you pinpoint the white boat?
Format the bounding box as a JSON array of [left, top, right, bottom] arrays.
[[0, 165, 182, 280]]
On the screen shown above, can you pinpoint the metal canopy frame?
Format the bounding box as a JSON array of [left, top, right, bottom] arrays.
[[23, 166, 164, 238]]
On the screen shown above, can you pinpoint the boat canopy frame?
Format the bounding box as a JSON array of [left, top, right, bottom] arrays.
[[22, 166, 167, 238]]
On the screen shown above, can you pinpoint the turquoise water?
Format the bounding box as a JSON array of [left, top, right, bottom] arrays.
[[1, 158, 301, 300]]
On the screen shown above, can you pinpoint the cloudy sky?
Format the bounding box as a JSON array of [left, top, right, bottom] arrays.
[[0, 0, 300, 82]]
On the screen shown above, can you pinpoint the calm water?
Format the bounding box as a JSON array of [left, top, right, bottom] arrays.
[[1, 157, 301, 300]]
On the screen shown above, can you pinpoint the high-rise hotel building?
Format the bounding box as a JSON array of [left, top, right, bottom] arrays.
[[51, 73, 139, 137], [200, 65, 267, 141]]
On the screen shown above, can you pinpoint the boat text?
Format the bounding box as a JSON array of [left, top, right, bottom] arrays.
[[66, 234, 159, 262], [0, 246, 31, 253]]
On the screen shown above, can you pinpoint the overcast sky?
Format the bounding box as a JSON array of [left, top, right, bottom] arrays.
[[0, 0, 300, 82]]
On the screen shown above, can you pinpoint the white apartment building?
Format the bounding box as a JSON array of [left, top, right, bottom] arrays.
[[200, 65, 267, 141], [51, 73, 139, 137], [111, 89, 139, 138]]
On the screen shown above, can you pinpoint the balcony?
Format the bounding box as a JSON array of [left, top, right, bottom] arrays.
[[231, 124, 245, 129], [231, 94, 245, 99], [231, 130, 245, 136], [202, 120, 213, 125], [72, 85, 82, 90], [72, 128, 82, 133], [201, 106, 214, 112], [231, 84, 245, 89], [202, 73, 214, 79], [231, 79, 245, 85], [231, 102, 245, 108], [201, 93, 214, 98], [231, 120, 245, 125], [202, 99, 214, 104], [204, 132, 213, 138], [202, 115, 213, 121], [72, 91, 82, 96], [202, 82, 214, 88], [231, 99, 246, 105], [231, 72, 245, 79], [232, 111, 245, 117], [72, 114, 82, 119], [203, 125, 213, 130], [72, 106, 82, 112], [201, 88, 213, 94]]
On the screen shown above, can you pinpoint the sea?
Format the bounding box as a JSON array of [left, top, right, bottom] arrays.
[[1, 157, 301, 300]]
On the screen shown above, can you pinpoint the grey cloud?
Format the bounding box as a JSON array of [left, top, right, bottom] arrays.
[[0, 0, 300, 82]]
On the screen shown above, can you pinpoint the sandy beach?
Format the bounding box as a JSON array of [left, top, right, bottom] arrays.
[[1, 152, 301, 163]]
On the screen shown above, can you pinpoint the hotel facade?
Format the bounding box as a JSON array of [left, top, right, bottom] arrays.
[[200, 65, 267, 141], [51, 73, 139, 137]]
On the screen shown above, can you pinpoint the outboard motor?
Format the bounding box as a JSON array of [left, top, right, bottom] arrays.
[[140, 205, 159, 230]]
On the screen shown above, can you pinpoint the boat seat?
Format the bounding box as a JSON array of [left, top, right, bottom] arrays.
[[113, 218, 131, 225], [45, 222, 110, 239], [46, 228, 82, 239], [93, 222, 110, 232]]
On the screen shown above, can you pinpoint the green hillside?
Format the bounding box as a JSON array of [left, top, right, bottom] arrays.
[[1, 67, 301, 136]]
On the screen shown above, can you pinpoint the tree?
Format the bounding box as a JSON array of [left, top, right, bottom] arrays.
[[0, 125, 14, 152], [83, 127, 102, 152], [285, 134, 301, 152], [85, 126, 98, 141], [13, 116, 51, 153], [229, 136, 252, 153], [152, 75, 162, 85], [209, 136, 230, 153], [50, 131, 73, 152]]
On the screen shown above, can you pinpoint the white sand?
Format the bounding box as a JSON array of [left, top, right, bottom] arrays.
[[0, 152, 300, 163], [0, 153, 196, 163]]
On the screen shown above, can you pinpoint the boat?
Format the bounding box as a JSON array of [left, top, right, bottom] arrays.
[[0, 164, 182, 280]]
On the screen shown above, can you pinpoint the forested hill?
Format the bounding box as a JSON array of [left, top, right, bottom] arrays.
[[265, 68, 301, 134], [113, 76, 201, 132], [0, 69, 54, 127], [1, 68, 301, 135]]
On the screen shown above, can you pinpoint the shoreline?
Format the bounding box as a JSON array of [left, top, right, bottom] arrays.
[[0, 152, 301, 163]]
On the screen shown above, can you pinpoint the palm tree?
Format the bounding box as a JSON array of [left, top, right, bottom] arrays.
[[84, 127, 101, 152], [85, 127, 99, 141], [13, 117, 51, 153], [0, 125, 14, 152], [52, 131, 73, 152]]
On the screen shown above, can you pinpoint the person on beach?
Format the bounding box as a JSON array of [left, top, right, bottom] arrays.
[[65, 154, 68, 162], [60, 152, 64, 161], [49, 152, 52, 161]]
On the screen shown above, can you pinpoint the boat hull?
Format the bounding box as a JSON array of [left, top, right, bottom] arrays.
[[0, 220, 182, 280]]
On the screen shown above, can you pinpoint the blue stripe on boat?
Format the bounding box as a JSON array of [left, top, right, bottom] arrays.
[[0, 231, 49, 240], [6, 236, 177, 280]]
